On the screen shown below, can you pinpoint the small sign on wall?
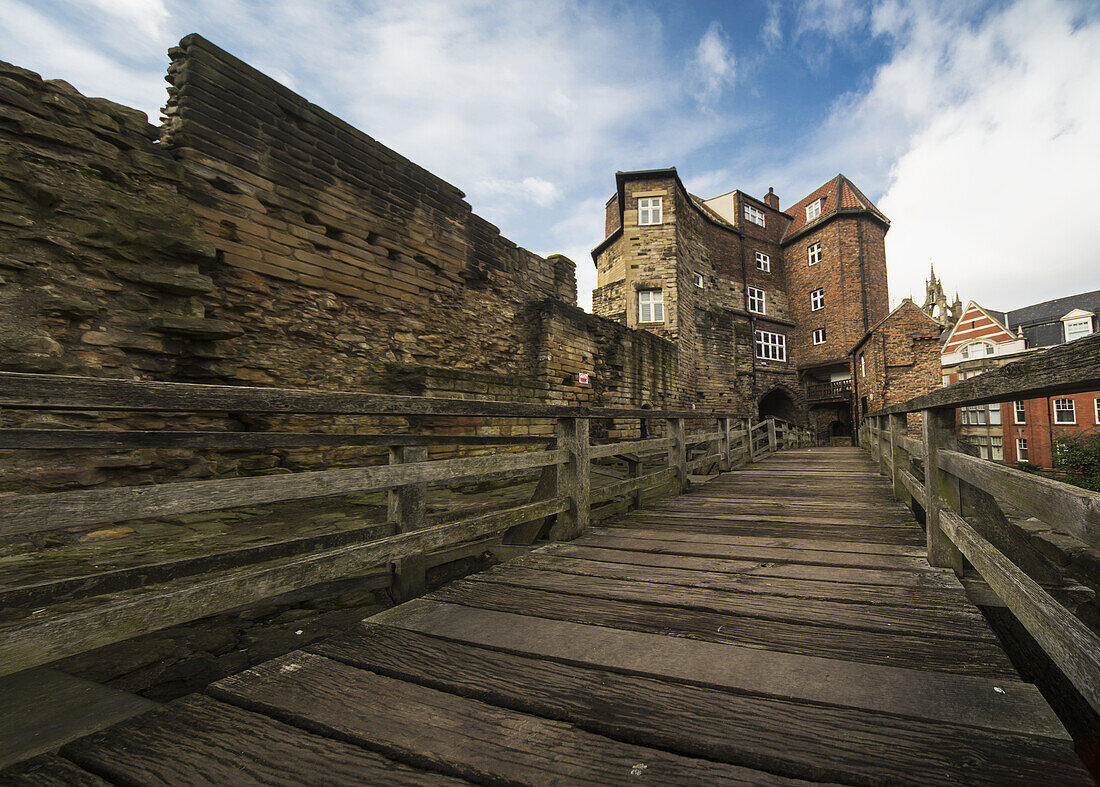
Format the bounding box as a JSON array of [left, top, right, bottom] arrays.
[[578, 372, 590, 385]]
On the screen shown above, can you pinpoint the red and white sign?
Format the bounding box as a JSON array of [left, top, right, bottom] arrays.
[[578, 372, 590, 385]]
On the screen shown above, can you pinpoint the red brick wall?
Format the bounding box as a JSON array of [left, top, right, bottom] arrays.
[[1002, 392, 1100, 467], [853, 301, 941, 422]]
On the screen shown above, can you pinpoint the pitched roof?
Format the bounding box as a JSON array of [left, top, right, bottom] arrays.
[[781, 174, 890, 242], [852, 298, 941, 353], [1005, 289, 1100, 329]]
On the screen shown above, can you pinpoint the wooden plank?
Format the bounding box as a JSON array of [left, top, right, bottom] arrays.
[[878, 331, 1100, 413], [0, 755, 110, 785], [589, 468, 676, 505], [426, 580, 1017, 678], [2, 448, 567, 536], [585, 527, 925, 556], [543, 545, 961, 588], [900, 467, 926, 503], [0, 497, 565, 677], [371, 599, 1065, 736], [310, 623, 1091, 786], [924, 408, 965, 572], [0, 669, 156, 768], [210, 652, 800, 785], [509, 552, 976, 610], [941, 509, 1100, 716], [573, 534, 932, 571], [0, 371, 740, 420], [588, 436, 673, 459], [468, 564, 996, 640], [60, 694, 461, 785], [0, 428, 552, 450], [939, 448, 1100, 546]]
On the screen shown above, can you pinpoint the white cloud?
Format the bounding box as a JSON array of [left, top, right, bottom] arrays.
[[692, 21, 737, 105], [82, 0, 170, 43], [762, 4, 782, 51], [475, 176, 563, 208]]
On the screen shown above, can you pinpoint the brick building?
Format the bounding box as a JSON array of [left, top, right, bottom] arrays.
[[591, 170, 890, 438], [940, 291, 1100, 466], [851, 300, 944, 430]]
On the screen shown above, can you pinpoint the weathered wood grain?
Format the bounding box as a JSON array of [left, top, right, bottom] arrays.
[[941, 510, 1100, 716], [588, 436, 673, 459], [589, 468, 677, 504], [210, 652, 801, 785], [311, 623, 1091, 786], [0, 498, 565, 677], [585, 527, 925, 556], [0, 755, 109, 786], [425, 580, 1018, 677], [939, 448, 1100, 546], [2, 448, 566, 536], [371, 599, 1062, 735], [61, 694, 461, 785]]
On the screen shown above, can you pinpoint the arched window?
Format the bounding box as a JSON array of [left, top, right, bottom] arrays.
[[961, 341, 994, 359]]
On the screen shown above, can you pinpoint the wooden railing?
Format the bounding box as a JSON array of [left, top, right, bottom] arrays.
[[806, 378, 853, 403], [0, 372, 813, 677], [859, 331, 1100, 717]]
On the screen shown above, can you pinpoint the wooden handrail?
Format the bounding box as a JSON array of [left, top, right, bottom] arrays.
[[0, 372, 817, 678]]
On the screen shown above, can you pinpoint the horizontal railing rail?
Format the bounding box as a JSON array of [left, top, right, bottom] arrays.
[[861, 331, 1100, 717], [0, 371, 814, 677]]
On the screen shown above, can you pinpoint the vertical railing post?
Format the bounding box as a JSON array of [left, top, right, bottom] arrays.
[[668, 417, 688, 493], [625, 454, 643, 510], [548, 416, 590, 541], [746, 419, 756, 463], [876, 415, 888, 476], [767, 419, 777, 452], [718, 417, 731, 472], [923, 407, 964, 573], [389, 445, 427, 602], [888, 412, 908, 504]]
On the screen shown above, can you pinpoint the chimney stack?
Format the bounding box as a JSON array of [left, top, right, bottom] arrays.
[[763, 187, 779, 210]]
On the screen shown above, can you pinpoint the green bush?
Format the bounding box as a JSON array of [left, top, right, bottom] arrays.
[[1053, 433, 1100, 492]]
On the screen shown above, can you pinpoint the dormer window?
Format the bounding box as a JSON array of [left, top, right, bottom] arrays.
[[1062, 309, 1094, 342], [805, 199, 822, 222], [961, 341, 994, 359], [744, 204, 766, 227], [638, 197, 662, 225]]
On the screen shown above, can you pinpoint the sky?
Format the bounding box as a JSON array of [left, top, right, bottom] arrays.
[[2, 0, 1098, 313]]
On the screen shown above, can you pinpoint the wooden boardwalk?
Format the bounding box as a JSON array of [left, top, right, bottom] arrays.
[[5, 447, 1091, 785]]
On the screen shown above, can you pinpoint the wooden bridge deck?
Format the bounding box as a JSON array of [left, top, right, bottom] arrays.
[[6, 447, 1091, 784]]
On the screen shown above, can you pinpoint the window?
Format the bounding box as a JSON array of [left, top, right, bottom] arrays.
[[744, 204, 766, 227], [1095, 398, 1100, 424], [747, 286, 766, 315], [805, 199, 822, 221], [810, 288, 824, 311], [812, 328, 826, 345], [637, 197, 662, 225], [755, 330, 786, 361], [1016, 438, 1028, 462], [1053, 397, 1075, 424], [807, 242, 821, 266], [638, 290, 663, 323], [755, 251, 771, 271], [961, 341, 994, 359], [1014, 400, 1026, 424], [942, 374, 951, 387], [974, 436, 990, 460], [694, 272, 704, 288], [859, 352, 866, 377], [989, 404, 1001, 425], [991, 436, 1004, 461], [961, 404, 1000, 426], [1064, 317, 1093, 342]]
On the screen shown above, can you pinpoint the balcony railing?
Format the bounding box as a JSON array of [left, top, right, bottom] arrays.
[[806, 379, 852, 402]]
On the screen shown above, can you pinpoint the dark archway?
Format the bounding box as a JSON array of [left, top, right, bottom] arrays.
[[758, 387, 798, 422]]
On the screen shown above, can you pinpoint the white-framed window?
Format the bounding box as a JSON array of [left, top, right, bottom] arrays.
[[961, 341, 994, 359], [991, 436, 1004, 461], [747, 286, 766, 315], [637, 290, 663, 323], [693, 272, 704, 288], [807, 242, 821, 266], [638, 197, 662, 225], [1014, 400, 1026, 424], [859, 352, 866, 377], [961, 404, 1000, 426], [1095, 398, 1100, 424], [989, 404, 1001, 425], [755, 330, 786, 361], [1053, 397, 1075, 424], [942, 374, 951, 387], [755, 251, 770, 271], [810, 288, 824, 311], [812, 328, 826, 345], [974, 436, 990, 460], [1016, 438, 1028, 462], [744, 204, 766, 227], [805, 199, 822, 222], [1064, 316, 1093, 342], [960, 369, 982, 380]]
